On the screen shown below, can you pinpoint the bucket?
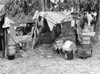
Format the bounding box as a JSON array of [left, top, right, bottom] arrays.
[[8, 45, 16, 60], [62, 40, 77, 60], [7, 55, 15, 60], [65, 50, 73, 60]]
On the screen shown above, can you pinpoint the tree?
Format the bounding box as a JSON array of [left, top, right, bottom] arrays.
[[96, 0, 100, 34], [45, 0, 50, 9]]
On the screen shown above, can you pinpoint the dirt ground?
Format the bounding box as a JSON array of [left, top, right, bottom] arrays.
[[0, 36, 100, 74]]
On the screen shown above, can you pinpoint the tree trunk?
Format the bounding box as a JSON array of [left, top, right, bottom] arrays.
[[96, 0, 100, 35], [46, 0, 50, 9], [39, 0, 48, 11]]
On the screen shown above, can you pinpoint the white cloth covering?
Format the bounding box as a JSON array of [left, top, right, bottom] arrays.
[[0, 4, 5, 12], [32, 11, 72, 31], [62, 40, 73, 51], [91, 12, 97, 17], [3, 17, 15, 28], [86, 12, 93, 26], [71, 20, 75, 27]]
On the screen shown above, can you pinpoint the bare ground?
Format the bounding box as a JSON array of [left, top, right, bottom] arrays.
[[0, 37, 100, 74]]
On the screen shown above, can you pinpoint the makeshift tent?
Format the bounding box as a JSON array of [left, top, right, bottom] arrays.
[[32, 11, 72, 31]]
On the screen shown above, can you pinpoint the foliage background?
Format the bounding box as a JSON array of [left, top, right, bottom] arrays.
[[1, 0, 98, 23]]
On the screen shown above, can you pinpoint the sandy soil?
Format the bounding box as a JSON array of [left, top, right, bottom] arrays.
[[0, 36, 100, 74]]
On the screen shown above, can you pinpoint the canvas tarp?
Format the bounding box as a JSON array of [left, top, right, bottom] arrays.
[[3, 17, 15, 28], [32, 11, 72, 31]]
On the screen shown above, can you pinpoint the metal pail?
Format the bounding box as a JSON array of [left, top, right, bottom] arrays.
[[7, 45, 16, 60]]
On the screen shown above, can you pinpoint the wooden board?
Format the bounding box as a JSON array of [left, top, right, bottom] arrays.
[[82, 36, 91, 40], [82, 40, 91, 44]]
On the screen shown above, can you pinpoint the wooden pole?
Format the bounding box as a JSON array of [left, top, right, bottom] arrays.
[[3, 28, 8, 58]]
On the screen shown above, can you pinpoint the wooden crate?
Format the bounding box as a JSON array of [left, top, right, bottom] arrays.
[[76, 34, 93, 59], [81, 44, 92, 51], [76, 44, 92, 59], [81, 35, 91, 44], [82, 35, 91, 40]]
